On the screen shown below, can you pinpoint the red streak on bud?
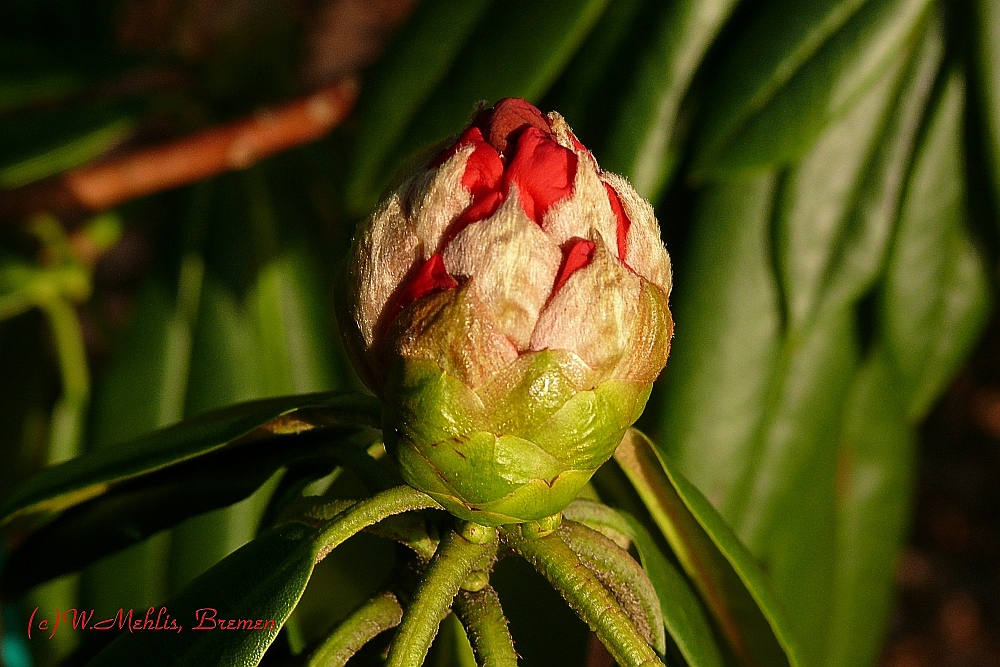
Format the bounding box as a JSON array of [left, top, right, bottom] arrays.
[[476, 98, 552, 155], [386, 254, 458, 328], [605, 182, 631, 264], [503, 127, 577, 224], [553, 238, 596, 293]]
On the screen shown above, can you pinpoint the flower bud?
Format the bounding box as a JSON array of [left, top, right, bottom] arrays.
[[341, 99, 673, 525]]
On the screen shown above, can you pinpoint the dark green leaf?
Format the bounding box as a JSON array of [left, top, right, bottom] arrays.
[[774, 52, 904, 333], [347, 0, 493, 212], [362, 0, 610, 211], [823, 350, 914, 667], [2, 433, 345, 597], [975, 0, 1000, 210], [564, 500, 724, 667], [603, 0, 740, 199], [691, 0, 932, 177], [542, 0, 646, 135], [0, 391, 380, 524], [880, 67, 991, 420], [648, 173, 782, 512], [614, 430, 803, 667], [88, 521, 321, 667]]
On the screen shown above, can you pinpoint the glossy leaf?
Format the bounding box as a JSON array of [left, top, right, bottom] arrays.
[[774, 53, 904, 333], [370, 0, 609, 209], [88, 521, 321, 667], [823, 351, 914, 667], [2, 434, 345, 597], [542, 0, 646, 134], [614, 429, 803, 667], [0, 117, 133, 188], [821, 18, 944, 309], [880, 68, 991, 421], [347, 0, 493, 211], [691, 0, 932, 177], [603, 0, 740, 199], [0, 391, 380, 524], [976, 0, 1000, 209], [563, 500, 724, 667], [648, 173, 782, 512]]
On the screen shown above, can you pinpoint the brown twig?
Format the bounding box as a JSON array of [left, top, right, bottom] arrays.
[[1, 78, 358, 225]]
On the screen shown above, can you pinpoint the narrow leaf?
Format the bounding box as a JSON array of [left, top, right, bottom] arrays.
[[603, 0, 740, 199], [880, 67, 992, 420], [691, 0, 932, 177], [87, 522, 321, 667], [0, 392, 380, 523], [564, 500, 724, 667], [614, 429, 803, 667], [347, 0, 493, 211], [823, 350, 915, 667]]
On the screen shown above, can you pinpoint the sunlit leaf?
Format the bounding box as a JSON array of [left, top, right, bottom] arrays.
[[880, 68, 992, 420], [0, 392, 380, 524], [690, 0, 932, 177], [615, 429, 803, 667]]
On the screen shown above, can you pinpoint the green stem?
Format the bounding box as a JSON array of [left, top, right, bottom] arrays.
[[501, 527, 664, 667], [315, 486, 442, 562], [306, 591, 404, 667], [453, 586, 518, 667], [38, 296, 89, 464], [386, 528, 498, 667], [560, 521, 666, 655]]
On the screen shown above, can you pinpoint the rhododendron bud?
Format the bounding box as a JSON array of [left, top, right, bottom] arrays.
[[340, 98, 673, 525]]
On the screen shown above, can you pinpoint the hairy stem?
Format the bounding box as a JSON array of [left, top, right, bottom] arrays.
[[314, 486, 441, 562], [559, 521, 666, 655], [386, 528, 498, 667], [454, 586, 518, 667], [306, 591, 404, 667], [501, 527, 664, 667]]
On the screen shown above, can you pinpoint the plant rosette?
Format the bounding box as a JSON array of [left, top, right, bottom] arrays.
[[340, 98, 673, 526]]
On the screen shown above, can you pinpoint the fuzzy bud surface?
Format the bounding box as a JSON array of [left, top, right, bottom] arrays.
[[341, 99, 673, 525]]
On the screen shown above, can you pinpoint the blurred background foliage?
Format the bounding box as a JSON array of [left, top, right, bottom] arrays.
[[0, 0, 997, 665]]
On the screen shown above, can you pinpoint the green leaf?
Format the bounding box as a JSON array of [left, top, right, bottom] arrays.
[[1, 433, 347, 597], [347, 0, 493, 211], [563, 500, 724, 667], [358, 0, 610, 211], [603, 0, 740, 199], [647, 173, 782, 512], [823, 350, 915, 667], [774, 50, 905, 333], [0, 391, 380, 524], [88, 521, 321, 667], [975, 0, 1000, 210], [542, 0, 646, 135], [614, 430, 803, 667], [0, 117, 133, 188], [821, 17, 944, 310], [880, 67, 992, 420], [690, 0, 932, 177]]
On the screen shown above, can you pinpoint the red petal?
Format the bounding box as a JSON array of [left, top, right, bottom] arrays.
[[503, 127, 577, 224], [552, 238, 596, 293], [431, 126, 503, 186], [462, 137, 503, 200], [605, 182, 631, 264], [386, 254, 459, 329], [476, 98, 553, 154]]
